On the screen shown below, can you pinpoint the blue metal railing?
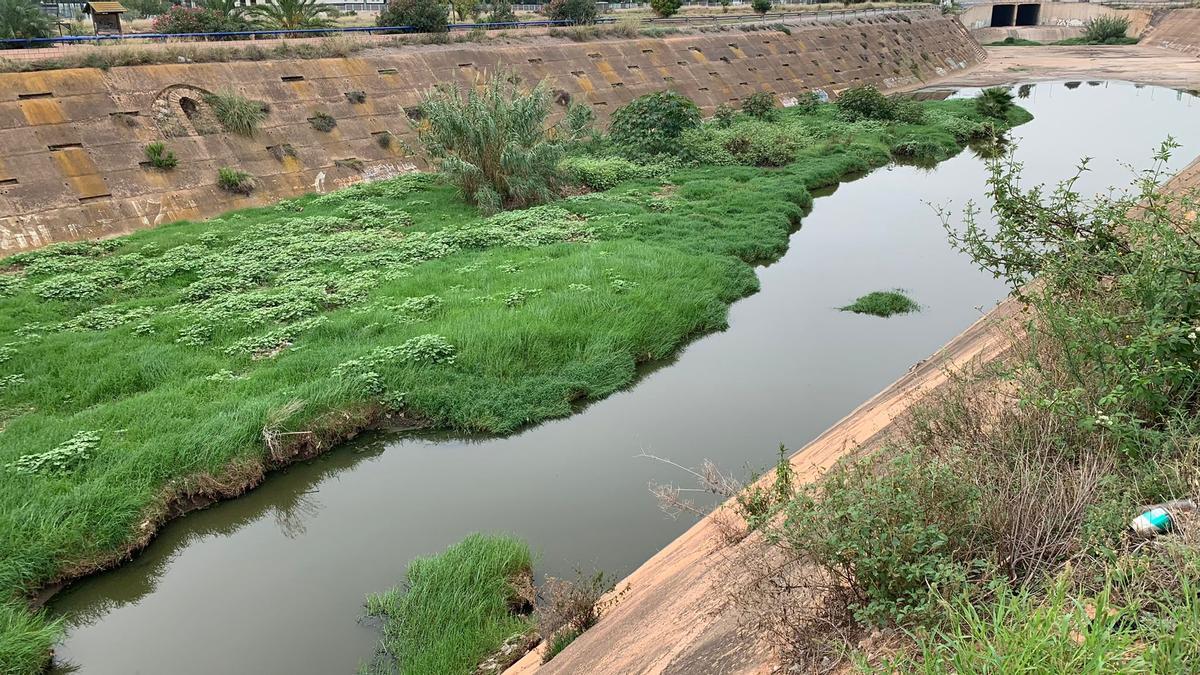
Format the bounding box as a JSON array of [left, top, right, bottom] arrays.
[[0, 6, 929, 49]]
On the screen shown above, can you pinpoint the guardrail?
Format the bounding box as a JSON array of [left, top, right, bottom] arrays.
[[0, 5, 931, 49]]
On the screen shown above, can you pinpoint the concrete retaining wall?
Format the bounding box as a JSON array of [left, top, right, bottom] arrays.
[[1144, 9, 1200, 58], [0, 10, 983, 254], [961, 3, 1150, 34]]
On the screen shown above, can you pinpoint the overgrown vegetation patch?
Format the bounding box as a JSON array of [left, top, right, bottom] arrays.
[[840, 290, 919, 317], [0, 84, 1027, 673]]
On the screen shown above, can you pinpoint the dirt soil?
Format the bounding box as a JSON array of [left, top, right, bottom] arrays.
[[505, 45, 1200, 675]]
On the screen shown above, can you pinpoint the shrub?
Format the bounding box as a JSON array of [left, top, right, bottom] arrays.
[[681, 119, 799, 167], [751, 0, 771, 15], [543, 0, 597, 25], [309, 111, 336, 132], [203, 91, 267, 136], [345, 90, 367, 104], [839, 290, 918, 317], [420, 76, 562, 214], [650, 0, 681, 18], [835, 85, 895, 122], [975, 86, 1015, 120], [0, 0, 52, 45], [610, 91, 701, 159], [1083, 15, 1129, 43], [217, 166, 254, 194], [397, 333, 456, 364], [741, 91, 776, 120], [377, 0, 448, 32], [794, 91, 822, 113], [536, 571, 610, 650], [559, 156, 659, 190], [779, 450, 980, 627], [151, 5, 233, 33], [893, 97, 926, 124], [487, 0, 516, 23], [713, 103, 735, 128], [143, 142, 178, 170]]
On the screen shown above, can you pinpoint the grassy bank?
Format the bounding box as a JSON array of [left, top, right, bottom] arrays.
[[0, 90, 1026, 672], [362, 534, 533, 674]]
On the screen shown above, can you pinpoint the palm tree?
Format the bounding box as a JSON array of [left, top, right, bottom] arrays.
[[247, 0, 334, 29], [0, 0, 52, 44]]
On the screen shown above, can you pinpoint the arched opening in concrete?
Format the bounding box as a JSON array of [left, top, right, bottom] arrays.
[[1016, 4, 1040, 26], [179, 96, 199, 120]]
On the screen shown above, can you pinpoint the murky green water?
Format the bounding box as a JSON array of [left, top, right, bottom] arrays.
[[49, 82, 1200, 674]]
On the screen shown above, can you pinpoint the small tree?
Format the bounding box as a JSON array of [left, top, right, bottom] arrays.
[[742, 91, 776, 120], [420, 75, 563, 214], [487, 0, 516, 23], [975, 87, 1014, 120], [544, 0, 597, 24], [0, 0, 52, 44], [248, 0, 334, 29], [751, 0, 771, 16], [609, 90, 701, 158], [650, 0, 682, 18], [378, 0, 449, 32], [450, 0, 478, 21], [720, 0, 731, 13]]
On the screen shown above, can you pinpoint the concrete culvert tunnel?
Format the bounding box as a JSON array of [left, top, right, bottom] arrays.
[[990, 3, 1041, 27]]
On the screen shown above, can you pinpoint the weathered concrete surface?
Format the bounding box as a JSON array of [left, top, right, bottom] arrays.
[[971, 25, 1084, 43], [960, 3, 1150, 35], [1143, 8, 1200, 59], [505, 46, 1200, 675], [0, 10, 982, 255]]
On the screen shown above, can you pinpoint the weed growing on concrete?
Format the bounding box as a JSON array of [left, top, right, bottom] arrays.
[[204, 91, 268, 137], [217, 166, 255, 194], [143, 142, 178, 171], [309, 111, 337, 132]]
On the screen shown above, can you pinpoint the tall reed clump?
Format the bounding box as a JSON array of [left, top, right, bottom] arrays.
[[362, 534, 534, 674], [204, 91, 268, 137], [419, 75, 563, 214]]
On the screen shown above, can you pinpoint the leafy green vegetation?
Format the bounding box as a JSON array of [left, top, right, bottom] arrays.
[[362, 534, 533, 674], [0, 0, 51, 44], [0, 90, 1026, 673], [609, 90, 701, 159], [377, 0, 449, 32], [745, 142, 1200, 672], [309, 110, 337, 132], [1083, 15, 1131, 43], [247, 0, 335, 29]]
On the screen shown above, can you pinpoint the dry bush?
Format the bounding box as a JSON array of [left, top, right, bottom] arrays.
[[535, 571, 610, 641]]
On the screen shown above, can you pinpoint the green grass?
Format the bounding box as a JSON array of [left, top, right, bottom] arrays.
[[362, 533, 533, 674], [202, 91, 267, 137], [542, 627, 581, 663], [987, 36, 1139, 47], [839, 290, 920, 317], [0, 97, 1026, 674]]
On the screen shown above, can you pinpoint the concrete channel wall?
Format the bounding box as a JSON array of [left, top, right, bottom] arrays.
[[1143, 9, 1200, 58], [0, 10, 982, 254]]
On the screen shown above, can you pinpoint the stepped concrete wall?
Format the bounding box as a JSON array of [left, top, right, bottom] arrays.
[[0, 10, 982, 254], [1144, 9, 1200, 58]]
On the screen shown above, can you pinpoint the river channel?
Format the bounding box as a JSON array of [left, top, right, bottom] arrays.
[[49, 81, 1200, 674]]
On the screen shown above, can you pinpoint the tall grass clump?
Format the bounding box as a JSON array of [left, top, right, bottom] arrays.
[[203, 91, 267, 137], [839, 290, 919, 317], [1083, 15, 1130, 43], [362, 534, 533, 674], [420, 75, 563, 214]]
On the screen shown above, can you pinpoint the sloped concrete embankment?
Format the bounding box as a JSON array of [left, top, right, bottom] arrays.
[[1143, 9, 1200, 59], [0, 10, 982, 254]]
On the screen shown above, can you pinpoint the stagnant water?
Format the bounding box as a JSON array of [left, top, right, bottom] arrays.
[[48, 82, 1200, 674]]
